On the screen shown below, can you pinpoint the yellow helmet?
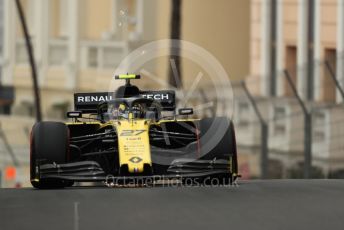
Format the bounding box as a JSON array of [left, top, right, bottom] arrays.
[[118, 103, 126, 111]]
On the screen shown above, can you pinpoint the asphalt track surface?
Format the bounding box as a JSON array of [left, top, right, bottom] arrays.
[[0, 180, 344, 230]]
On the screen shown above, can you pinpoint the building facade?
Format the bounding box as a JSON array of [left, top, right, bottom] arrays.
[[239, 0, 344, 178], [1, 0, 250, 119]]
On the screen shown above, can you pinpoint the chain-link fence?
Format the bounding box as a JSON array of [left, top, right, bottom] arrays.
[[226, 54, 344, 179]]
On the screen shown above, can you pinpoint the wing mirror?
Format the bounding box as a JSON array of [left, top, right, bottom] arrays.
[[67, 111, 82, 118], [178, 108, 193, 116]]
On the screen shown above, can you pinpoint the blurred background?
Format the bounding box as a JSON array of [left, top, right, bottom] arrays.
[[0, 0, 343, 187]]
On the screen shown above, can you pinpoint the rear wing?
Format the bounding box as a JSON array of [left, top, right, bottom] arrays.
[[74, 91, 175, 113]]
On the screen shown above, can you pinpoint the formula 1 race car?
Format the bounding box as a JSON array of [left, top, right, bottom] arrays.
[[30, 74, 238, 188]]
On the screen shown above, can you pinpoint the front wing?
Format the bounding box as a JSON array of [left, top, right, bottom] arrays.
[[36, 158, 237, 185]]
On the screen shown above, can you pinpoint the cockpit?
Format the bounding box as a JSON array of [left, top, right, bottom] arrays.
[[97, 97, 159, 121]]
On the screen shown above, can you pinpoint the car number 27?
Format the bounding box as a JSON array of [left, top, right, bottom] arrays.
[[120, 130, 146, 136]]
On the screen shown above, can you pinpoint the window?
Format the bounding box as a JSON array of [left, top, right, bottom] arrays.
[[0, 86, 14, 115], [59, 0, 69, 38], [88, 47, 98, 68], [48, 41, 68, 66], [83, 44, 127, 69], [0, 104, 11, 115], [285, 46, 297, 97], [269, 0, 277, 96], [237, 101, 250, 128], [322, 49, 337, 102], [103, 47, 124, 68], [50, 0, 69, 38], [273, 106, 286, 136], [313, 111, 326, 143], [15, 41, 29, 64]]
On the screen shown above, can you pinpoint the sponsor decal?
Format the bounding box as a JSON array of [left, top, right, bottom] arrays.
[[141, 93, 169, 100], [129, 157, 143, 164], [77, 95, 113, 103]]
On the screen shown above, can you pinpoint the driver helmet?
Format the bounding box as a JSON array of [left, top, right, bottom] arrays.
[[111, 103, 129, 119], [118, 103, 129, 118]]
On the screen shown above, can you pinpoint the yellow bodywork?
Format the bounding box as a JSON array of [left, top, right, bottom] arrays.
[[115, 119, 152, 173]]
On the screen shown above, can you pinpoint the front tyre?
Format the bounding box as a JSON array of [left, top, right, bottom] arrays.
[[30, 122, 73, 189], [199, 117, 238, 185]]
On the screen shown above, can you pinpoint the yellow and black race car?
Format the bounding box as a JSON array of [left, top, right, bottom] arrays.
[[30, 74, 238, 188]]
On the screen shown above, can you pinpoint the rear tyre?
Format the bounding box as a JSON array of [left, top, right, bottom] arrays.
[[30, 122, 73, 189]]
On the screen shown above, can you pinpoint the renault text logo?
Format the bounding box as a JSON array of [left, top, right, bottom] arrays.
[[77, 95, 113, 103], [142, 94, 169, 100]]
